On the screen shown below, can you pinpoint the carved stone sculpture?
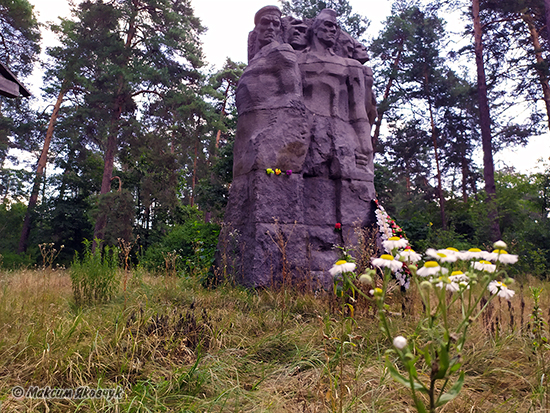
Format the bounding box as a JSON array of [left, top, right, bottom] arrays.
[[217, 6, 377, 287]]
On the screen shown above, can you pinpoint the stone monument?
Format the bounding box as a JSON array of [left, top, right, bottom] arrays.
[[217, 6, 377, 288]]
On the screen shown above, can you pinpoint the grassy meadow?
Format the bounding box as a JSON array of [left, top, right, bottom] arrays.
[[0, 265, 549, 412]]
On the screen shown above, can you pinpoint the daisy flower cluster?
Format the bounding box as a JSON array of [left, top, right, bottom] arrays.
[[412, 241, 518, 300], [367, 233, 518, 300]]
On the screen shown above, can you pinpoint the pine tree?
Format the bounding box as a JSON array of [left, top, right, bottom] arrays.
[[21, 0, 207, 251]]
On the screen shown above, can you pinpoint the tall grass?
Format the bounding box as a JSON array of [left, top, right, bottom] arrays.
[[0, 266, 549, 412], [70, 239, 119, 306]]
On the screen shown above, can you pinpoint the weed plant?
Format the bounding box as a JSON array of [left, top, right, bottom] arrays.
[[70, 238, 119, 305]]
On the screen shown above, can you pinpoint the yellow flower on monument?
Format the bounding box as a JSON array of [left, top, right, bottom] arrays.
[[393, 335, 408, 350], [426, 248, 457, 263], [417, 261, 448, 277], [396, 247, 422, 263], [329, 260, 356, 276], [472, 260, 496, 273], [488, 280, 515, 300], [382, 236, 408, 251], [371, 254, 403, 272], [487, 249, 518, 264], [266, 168, 274, 175]]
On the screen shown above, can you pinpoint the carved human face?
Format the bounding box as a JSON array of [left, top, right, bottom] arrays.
[[288, 23, 308, 50], [256, 13, 282, 47], [341, 38, 354, 58], [314, 15, 338, 47], [353, 42, 369, 64]]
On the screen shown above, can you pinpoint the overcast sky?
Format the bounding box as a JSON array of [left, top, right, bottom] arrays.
[[26, 0, 550, 173]]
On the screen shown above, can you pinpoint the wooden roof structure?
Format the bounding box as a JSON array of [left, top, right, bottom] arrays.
[[0, 62, 31, 98]]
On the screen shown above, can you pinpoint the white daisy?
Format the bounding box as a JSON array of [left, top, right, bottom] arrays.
[[372, 254, 403, 272], [329, 260, 356, 276], [441, 247, 467, 260], [396, 248, 422, 263], [426, 248, 458, 263], [435, 275, 460, 292], [449, 270, 469, 283], [487, 249, 519, 264], [382, 236, 408, 252], [462, 248, 490, 260], [417, 261, 448, 277], [488, 280, 515, 300], [472, 260, 496, 273]]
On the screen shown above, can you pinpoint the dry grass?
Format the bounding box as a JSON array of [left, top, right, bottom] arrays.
[[0, 268, 549, 412]]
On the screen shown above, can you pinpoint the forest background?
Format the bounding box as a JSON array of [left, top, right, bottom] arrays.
[[1, 0, 550, 278]]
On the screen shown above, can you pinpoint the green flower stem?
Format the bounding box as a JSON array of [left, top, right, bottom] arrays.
[[414, 276, 431, 318]]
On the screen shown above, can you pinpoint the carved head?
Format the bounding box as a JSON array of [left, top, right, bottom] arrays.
[[335, 31, 355, 58], [352, 40, 369, 64], [286, 17, 309, 50], [312, 9, 338, 48], [254, 6, 283, 48]]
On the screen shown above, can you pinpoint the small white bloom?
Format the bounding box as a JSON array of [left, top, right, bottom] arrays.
[[396, 248, 422, 263], [417, 261, 448, 277], [487, 249, 518, 264], [359, 273, 373, 285], [382, 236, 408, 252], [393, 335, 408, 350], [329, 260, 356, 276], [493, 240, 507, 250], [488, 280, 515, 300], [472, 260, 496, 273], [371, 254, 403, 272], [425, 248, 458, 263]]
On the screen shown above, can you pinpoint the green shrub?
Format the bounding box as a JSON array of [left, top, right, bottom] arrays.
[[141, 214, 220, 277], [70, 239, 119, 305]]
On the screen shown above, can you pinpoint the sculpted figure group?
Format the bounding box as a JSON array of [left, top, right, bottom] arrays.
[[220, 6, 377, 287]]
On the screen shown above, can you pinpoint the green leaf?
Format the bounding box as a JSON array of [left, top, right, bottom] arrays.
[[449, 359, 462, 373], [434, 343, 450, 380], [436, 371, 465, 407], [386, 358, 428, 394]]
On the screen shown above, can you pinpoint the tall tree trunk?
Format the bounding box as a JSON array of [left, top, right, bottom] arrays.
[[461, 154, 469, 203], [215, 82, 231, 151], [18, 85, 67, 253], [522, 12, 550, 131], [472, 0, 501, 240], [424, 69, 446, 230], [545, 0, 550, 53], [190, 137, 199, 207], [372, 46, 403, 150], [92, 8, 137, 247]]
